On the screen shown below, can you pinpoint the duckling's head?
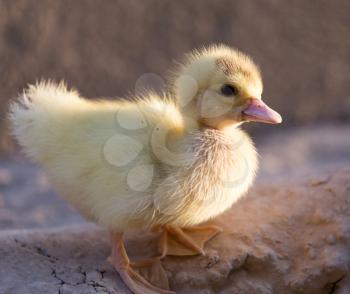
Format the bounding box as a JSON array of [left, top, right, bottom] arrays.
[[171, 44, 282, 130]]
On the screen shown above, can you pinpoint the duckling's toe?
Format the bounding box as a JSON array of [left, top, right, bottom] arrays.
[[131, 258, 172, 293], [159, 225, 222, 257], [110, 232, 175, 294]]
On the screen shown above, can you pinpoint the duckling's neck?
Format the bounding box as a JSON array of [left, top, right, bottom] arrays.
[[199, 120, 243, 133], [180, 101, 242, 134], [169, 117, 244, 155]]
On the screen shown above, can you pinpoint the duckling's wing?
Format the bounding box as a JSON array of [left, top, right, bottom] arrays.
[[8, 81, 184, 227]]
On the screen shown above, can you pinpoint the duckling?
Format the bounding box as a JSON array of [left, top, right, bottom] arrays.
[[9, 44, 281, 294]]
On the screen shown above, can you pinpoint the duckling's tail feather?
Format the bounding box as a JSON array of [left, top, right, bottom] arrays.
[[8, 80, 84, 161]]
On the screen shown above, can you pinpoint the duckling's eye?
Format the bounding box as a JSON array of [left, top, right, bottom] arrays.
[[220, 84, 238, 96]]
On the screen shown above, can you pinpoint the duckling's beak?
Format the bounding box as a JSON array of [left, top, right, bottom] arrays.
[[242, 98, 282, 124]]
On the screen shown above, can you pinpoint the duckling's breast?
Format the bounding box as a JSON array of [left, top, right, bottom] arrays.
[[150, 128, 258, 227]]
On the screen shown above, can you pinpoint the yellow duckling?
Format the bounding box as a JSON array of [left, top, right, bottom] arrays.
[[9, 44, 281, 294]]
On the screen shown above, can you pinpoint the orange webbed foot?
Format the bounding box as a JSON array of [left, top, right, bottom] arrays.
[[109, 233, 175, 294]]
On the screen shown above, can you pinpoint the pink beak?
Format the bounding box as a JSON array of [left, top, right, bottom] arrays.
[[242, 98, 282, 124]]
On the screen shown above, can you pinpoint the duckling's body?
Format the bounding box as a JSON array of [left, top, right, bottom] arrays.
[[10, 84, 257, 230], [9, 45, 281, 294]]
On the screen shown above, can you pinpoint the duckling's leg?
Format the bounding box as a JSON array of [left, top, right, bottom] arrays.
[[158, 225, 222, 257], [109, 232, 175, 294]]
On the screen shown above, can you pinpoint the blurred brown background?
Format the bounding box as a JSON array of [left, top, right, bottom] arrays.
[[1, 0, 350, 154]]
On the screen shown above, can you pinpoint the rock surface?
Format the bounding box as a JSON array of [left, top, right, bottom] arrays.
[[1, 168, 349, 293]]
